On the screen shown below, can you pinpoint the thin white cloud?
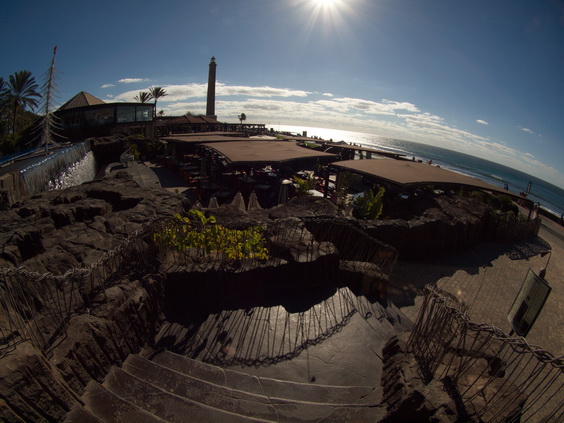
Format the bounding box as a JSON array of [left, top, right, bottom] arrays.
[[322, 93, 334, 97], [476, 119, 488, 125], [520, 127, 536, 135], [112, 82, 311, 103], [314, 97, 420, 116], [217, 83, 311, 98], [108, 81, 562, 187], [118, 78, 149, 84], [101, 84, 114, 89]]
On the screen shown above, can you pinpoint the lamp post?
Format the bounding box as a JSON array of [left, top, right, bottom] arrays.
[[538, 250, 552, 279]]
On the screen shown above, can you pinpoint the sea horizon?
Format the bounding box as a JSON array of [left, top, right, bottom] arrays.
[[276, 124, 564, 218]]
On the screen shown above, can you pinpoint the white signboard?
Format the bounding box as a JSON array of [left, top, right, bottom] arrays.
[[508, 268, 551, 337]]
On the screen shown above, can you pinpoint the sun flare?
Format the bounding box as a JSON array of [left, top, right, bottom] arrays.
[[314, 0, 340, 7]]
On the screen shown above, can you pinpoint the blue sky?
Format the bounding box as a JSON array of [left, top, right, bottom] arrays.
[[2, 0, 563, 188]]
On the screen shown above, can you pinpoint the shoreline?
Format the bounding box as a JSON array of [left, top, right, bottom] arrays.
[[538, 206, 564, 227], [276, 125, 564, 219]]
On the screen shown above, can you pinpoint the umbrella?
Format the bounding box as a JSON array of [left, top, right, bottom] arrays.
[[208, 196, 219, 209], [247, 191, 261, 210], [231, 191, 246, 211], [200, 158, 207, 176], [278, 179, 292, 205]]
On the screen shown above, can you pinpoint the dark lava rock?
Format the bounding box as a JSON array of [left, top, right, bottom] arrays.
[[267, 217, 338, 263], [269, 196, 339, 219], [204, 204, 268, 229], [0, 174, 186, 273]]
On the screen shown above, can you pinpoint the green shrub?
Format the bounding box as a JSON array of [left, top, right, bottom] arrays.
[[352, 187, 385, 220], [293, 175, 315, 196], [154, 210, 269, 261], [496, 194, 519, 214]]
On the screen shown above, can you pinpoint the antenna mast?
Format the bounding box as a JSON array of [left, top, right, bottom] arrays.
[[40, 45, 62, 154]]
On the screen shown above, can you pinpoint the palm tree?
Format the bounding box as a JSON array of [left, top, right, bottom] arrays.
[[0, 77, 6, 115], [5, 70, 41, 136], [148, 86, 167, 115], [238, 113, 247, 124], [0, 77, 5, 100], [0, 77, 7, 142], [134, 91, 152, 103]]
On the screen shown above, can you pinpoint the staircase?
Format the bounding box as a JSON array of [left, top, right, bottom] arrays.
[[65, 349, 385, 422]]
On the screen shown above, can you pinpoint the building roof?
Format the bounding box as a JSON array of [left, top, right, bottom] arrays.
[[164, 115, 220, 125], [206, 140, 337, 165], [323, 143, 405, 159], [162, 135, 258, 143], [58, 91, 106, 111], [331, 158, 506, 193], [163, 131, 246, 137]]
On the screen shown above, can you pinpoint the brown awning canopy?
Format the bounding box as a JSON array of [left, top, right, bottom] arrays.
[[331, 158, 507, 193], [323, 143, 405, 159], [206, 140, 337, 164], [161, 135, 253, 143]]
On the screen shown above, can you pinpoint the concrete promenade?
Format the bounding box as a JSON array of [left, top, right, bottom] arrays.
[[390, 218, 563, 357]]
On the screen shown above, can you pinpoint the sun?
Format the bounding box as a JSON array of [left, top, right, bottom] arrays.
[[314, 0, 340, 7]]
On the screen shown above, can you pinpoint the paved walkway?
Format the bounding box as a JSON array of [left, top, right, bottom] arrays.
[[104, 161, 162, 188], [391, 219, 563, 357]]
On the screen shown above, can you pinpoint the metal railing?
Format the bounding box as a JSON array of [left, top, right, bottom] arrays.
[[1, 216, 397, 357], [408, 284, 563, 422]]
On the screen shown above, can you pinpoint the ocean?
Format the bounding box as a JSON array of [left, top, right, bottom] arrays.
[[276, 125, 564, 218]]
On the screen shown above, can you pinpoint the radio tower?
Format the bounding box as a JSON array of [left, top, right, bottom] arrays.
[[39, 46, 62, 153]]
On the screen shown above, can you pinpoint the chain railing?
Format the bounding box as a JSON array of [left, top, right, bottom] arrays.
[[302, 217, 398, 276], [0, 218, 166, 356], [1, 216, 397, 357], [408, 284, 563, 422], [161, 217, 398, 281]]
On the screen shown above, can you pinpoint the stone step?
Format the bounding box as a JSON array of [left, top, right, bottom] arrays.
[[104, 365, 274, 422], [147, 349, 383, 406], [122, 353, 385, 422], [74, 380, 169, 423], [64, 403, 104, 423]]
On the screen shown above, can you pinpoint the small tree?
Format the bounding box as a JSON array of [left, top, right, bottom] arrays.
[[238, 113, 246, 124]]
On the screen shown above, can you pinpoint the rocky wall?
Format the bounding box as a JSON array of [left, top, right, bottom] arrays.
[[0, 274, 166, 422], [381, 333, 458, 422], [360, 194, 540, 260]]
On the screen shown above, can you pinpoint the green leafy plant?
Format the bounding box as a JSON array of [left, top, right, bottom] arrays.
[[293, 175, 315, 196], [154, 210, 269, 261], [352, 187, 385, 220], [338, 171, 354, 200], [129, 143, 140, 160]]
